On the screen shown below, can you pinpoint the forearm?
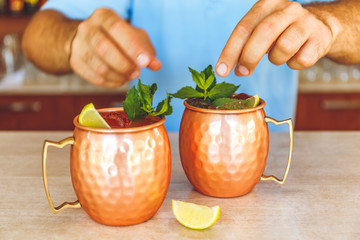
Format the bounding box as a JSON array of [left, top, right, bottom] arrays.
[[304, 0, 360, 64], [22, 10, 80, 74]]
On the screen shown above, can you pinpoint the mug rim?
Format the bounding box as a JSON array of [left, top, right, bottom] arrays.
[[73, 107, 166, 133], [184, 98, 266, 114]]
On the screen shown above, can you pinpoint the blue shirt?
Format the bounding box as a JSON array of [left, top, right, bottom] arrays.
[[42, 0, 320, 131]]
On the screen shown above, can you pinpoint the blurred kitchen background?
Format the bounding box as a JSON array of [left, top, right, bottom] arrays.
[[1, 0, 360, 131]]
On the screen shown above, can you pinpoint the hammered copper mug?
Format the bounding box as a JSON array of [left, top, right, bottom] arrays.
[[42, 108, 171, 226], [179, 99, 293, 198]]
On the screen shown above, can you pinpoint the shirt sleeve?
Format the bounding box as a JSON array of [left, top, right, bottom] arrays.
[[41, 0, 132, 20]]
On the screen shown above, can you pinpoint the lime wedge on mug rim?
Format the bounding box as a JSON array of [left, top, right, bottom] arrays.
[[78, 103, 111, 129], [243, 94, 260, 108], [216, 94, 260, 110]]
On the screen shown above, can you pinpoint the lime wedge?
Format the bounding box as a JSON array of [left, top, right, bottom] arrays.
[[216, 94, 260, 110], [216, 100, 246, 110], [172, 200, 220, 230], [243, 94, 260, 108], [78, 103, 111, 129]]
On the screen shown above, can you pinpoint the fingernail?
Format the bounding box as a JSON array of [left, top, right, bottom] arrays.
[[96, 77, 104, 85], [238, 65, 250, 76], [216, 63, 227, 76], [154, 58, 162, 66], [151, 58, 162, 71], [97, 64, 108, 75], [136, 53, 150, 67], [130, 70, 140, 80]]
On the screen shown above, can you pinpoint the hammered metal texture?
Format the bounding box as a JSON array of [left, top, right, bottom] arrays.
[[179, 100, 269, 197], [70, 108, 171, 226]]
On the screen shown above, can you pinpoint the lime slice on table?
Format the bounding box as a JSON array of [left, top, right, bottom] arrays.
[[243, 94, 260, 108], [172, 200, 220, 230], [78, 103, 111, 129]]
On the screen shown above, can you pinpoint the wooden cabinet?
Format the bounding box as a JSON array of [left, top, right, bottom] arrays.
[[295, 93, 360, 130], [0, 15, 32, 37], [4, 92, 360, 131], [0, 94, 125, 130]]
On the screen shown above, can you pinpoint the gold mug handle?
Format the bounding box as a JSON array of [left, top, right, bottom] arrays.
[[261, 117, 294, 185], [42, 137, 81, 213]]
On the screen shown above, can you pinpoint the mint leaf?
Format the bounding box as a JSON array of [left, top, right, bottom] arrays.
[[207, 82, 240, 100], [204, 74, 215, 90], [212, 97, 238, 106], [153, 93, 173, 117], [138, 79, 157, 113], [171, 86, 204, 99], [189, 67, 205, 90], [202, 65, 213, 79], [206, 77, 217, 92], [200, 72, 206, 81], [200, 65, 216, 92], [201, 65, 216, 90], [150, 83, 157, 96], [123, 86, 146, 121]]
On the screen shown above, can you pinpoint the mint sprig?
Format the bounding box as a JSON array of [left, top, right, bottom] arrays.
[[122, 86, 146, 121], [138, 80, 157, 114], [123, 79, 172, 121], [171, 65, 240, 102]]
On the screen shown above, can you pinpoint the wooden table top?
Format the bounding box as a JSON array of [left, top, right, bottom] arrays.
[[0, 131, 359, 239]]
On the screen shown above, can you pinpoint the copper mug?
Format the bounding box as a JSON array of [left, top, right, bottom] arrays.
[[42, 108, 171, 225], [179, 99, 293, 198]]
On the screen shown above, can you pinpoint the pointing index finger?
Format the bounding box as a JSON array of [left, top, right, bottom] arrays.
[[216, 0, 283, 77]]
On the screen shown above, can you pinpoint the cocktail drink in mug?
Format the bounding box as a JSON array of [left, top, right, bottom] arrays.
[[42, 81, 173, 226], [172, 65, 294, 198]]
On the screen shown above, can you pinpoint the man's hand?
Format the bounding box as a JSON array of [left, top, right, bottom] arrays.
[[216, 0, 340, 77], [70, 8, 161, 88]]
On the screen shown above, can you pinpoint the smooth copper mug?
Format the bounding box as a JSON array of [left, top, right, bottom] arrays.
[[179, 99, 293, 198], [42, 108, 171, 226]]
